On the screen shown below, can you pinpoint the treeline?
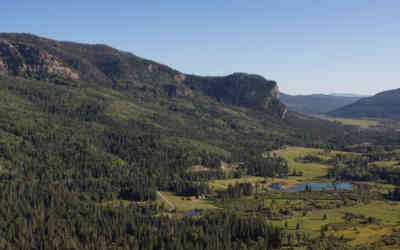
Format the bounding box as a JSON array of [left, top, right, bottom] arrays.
[[328, 155, 400, 185], [219, 182, 254, 199], [243, 154, 289, 178], [387, 186, 400, 201], [0, 179, 287, 249]]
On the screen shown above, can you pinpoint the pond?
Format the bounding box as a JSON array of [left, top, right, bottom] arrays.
[[269, 182, 353, 192], [182, 210, 200, 217]]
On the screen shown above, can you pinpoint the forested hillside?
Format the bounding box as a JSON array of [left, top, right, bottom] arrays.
[[280, 93, 362, 114], [0, 33, 392, 249], [329, 88, 400, 120]]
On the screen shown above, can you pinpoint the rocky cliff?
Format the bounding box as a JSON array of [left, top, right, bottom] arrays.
[[0, 33, 287, 119]]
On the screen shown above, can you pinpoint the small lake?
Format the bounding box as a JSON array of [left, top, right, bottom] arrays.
[[183, 210, 200, 217], [269, 182, 353, 192]]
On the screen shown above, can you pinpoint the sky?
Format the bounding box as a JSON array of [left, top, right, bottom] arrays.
[[2, 1, 399, 95]]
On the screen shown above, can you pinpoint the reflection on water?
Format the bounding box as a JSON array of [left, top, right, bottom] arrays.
[[269, 182, 353, 192], [183, 210, 200, 216]]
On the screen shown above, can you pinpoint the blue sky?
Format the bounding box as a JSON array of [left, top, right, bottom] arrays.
[[2, 1, 399, 95]]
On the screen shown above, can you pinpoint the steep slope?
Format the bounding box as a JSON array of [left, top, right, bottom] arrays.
[[0, 33, 286, 118], [280, 93, 361, 114], [329, 88, 400, 120], [0, 33, 371, 158]]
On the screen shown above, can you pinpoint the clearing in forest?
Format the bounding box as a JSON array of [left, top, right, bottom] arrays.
[[270, 147, 331, 179], [160, 192, 217, 212]]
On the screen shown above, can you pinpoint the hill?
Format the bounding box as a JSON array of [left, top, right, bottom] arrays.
[[0, 33, 368, 189], [0, 33, 287, 117], [0, 33, 380, 249], [329, 88, 400, 120], [329, 93, 369, 98], [0, 33, 374, 173], [280, 93, 362, 114]]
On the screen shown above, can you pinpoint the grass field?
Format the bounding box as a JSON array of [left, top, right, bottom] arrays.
[[316, 115, 380, 128], [371, 160, 399, 168], [208, 147, 353, 191], [273, 200, 400, 245], [271, 147, 332, 179], [161, 192, 218, 212], [204, 146, 400, 247], [208, 176, 265, 190]]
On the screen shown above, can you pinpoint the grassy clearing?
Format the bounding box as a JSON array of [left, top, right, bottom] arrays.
[[161, 192, 217, 212], [271, 147, 331, 179], [208, 176, 265, 191], [264, 177, 303, 189], [341, 225, 394, 246], [371, 160, 400, 168], [275, 200, 400, 244], [208, 147, 355, 191], [186, 165, 215, 173], [317, 116, 380, 128]]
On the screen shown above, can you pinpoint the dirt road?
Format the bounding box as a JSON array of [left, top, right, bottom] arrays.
[[157, 191, 176, 211]]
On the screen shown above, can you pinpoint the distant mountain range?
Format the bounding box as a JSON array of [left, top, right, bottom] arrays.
[[329, 93, 370, 98], [329, 88, 400, 120], [280, 93, 364, 114]]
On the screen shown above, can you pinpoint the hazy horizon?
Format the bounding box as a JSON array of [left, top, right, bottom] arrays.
[[3, 1, 399, 95]]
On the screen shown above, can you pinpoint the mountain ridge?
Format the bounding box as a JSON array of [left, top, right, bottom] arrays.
[[329, 88, 400, 120], [0, 33, 287, 119], [280, 92, 362, 114]]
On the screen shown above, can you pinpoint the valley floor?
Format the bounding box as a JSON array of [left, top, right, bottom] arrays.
[[156, 146, 400, 249]]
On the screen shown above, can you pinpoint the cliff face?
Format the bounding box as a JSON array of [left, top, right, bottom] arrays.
[[0, 33, 287, 119], [0, 39, 78, 80], [185, 73, 287, 119]]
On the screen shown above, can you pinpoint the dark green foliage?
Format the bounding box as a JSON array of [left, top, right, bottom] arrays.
[[0, 181, 285, 250], [221, 182, 254, 199], [298, 154, 324, 163], [328, 154, 400, 185], [243, 154, 289, 178], [329, 88, 400, 120], [308, 236, 353, 250], [388, 186, 400, 201]]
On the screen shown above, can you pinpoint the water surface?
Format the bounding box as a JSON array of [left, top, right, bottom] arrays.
[[183, 210, 200, 216], [269, 182, 353, 192]]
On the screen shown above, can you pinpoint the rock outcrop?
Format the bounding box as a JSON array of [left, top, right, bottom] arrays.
[[0, 33, 287, 119], [184, 73, 287, 119], [0, 39, 78, 80]]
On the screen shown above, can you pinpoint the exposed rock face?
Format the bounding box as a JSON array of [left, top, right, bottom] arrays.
[[164, 84, 193, 97], [280, 105, 288, 120], [0, 39, 79, 80], [185, 73, 287, 118], [271, 85, 280, 100], [0, 58, 8, 75], [174, 74, 186, 83], [0, 33, 287, 120], [267, 84, 287, 119]]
